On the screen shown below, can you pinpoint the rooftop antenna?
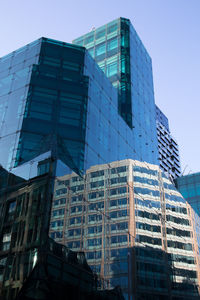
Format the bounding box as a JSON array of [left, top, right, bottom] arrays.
[[181, 165, 188, 176]]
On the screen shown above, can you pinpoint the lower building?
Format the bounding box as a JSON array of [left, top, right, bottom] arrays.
[[15, 238, 124, 300], [50, 159, 200, 300], [0, 161, 54, 299], [175, 172, 200, 288], [0, 160, 124, 300]]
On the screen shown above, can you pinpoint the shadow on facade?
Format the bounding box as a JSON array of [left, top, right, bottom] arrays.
[[116, 245, 200, 300], [0, 165, 124, 300], [14, 238, 124, 300]]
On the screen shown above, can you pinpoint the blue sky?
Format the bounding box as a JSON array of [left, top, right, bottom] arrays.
[[0, 0, 199, 174]]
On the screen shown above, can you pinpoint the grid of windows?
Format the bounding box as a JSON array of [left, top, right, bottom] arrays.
[[50, 160, 198, 298]]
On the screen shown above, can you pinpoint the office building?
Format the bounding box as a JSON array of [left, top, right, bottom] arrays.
[[0, 16, 195, 300], [156, 105, 181, 179], [0, 162, 53, 299], [0, 29, 158, 179], [14, 238, 124, 300], [73, 17, 158, 164], [175, 172, 200, 285], [175, 172, 200, 218], [0, 36, 131, 299], [73, 19, 182, 180], [0, 164, 124, 300], [50, 159, 200, 300], [0, 21, 158, 298]]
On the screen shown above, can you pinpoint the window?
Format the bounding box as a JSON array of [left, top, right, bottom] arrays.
[[111, 222, 128, 231], [107, 38, 118, 51], [107, 61, 118, 77], [95, 43, 106, 57], [90, 170, 104, 178], [2, 233, 11, 251], [50, 220, 64, 228], [53, 198, 66, 206], [111, 176, 126, 185], [55, 188, 67, 196], [68, 228, 81, 237], [87, 238, 102, 247], [89, 191, 104, 199], [110, 198, 127, 207], [70, 205, 82, 214], [88, 226, 102, 234], [88, 202, 104, 211], [8, 200, 16, 213], [88, 214, 102, 223], [111, 166, 126, 174], [96, 28, 106, 40], [111, 235, 125, 244], [109, 210, 127, 219], [52, 209, 65, 217], [71, 194, 83, 203], [69, 217, 82, 225], [110, 187, 126, 196], [90, 180, 104, 188]]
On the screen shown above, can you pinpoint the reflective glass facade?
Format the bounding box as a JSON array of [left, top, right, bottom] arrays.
[[175, 173, 200, 286], [0, 31, 158, 299], [73, 17, 158, 165], [0, 33, 158, 180], [0, 38, 89, 175], [51, 159, 199, 300], [0, 40, 41, 171], [0, 17, 197, 300]]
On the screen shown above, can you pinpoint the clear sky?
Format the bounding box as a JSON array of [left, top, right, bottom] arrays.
[[0, 0, 199, 174]]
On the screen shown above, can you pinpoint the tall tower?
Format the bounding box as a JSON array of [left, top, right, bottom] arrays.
[[0, 31, 158, 299], [0, 17, 196, 300], [73, 17, 159, 165], [73, 18, 183, 180]]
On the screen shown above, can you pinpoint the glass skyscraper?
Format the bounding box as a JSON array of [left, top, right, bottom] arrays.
[[73, 17, 158, 165], [0, 33, 158, 179], [0, 32, 158, 299], [73, 18, 182, 180], [0, 17, 199, 300]]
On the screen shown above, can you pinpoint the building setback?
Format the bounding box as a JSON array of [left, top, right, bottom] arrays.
[[50, 159, 200, 300]]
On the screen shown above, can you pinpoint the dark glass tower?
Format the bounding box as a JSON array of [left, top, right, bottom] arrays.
[[0, 32, 158, 299], [0, 34, 158, 179], [0, 37, 128, 299]]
